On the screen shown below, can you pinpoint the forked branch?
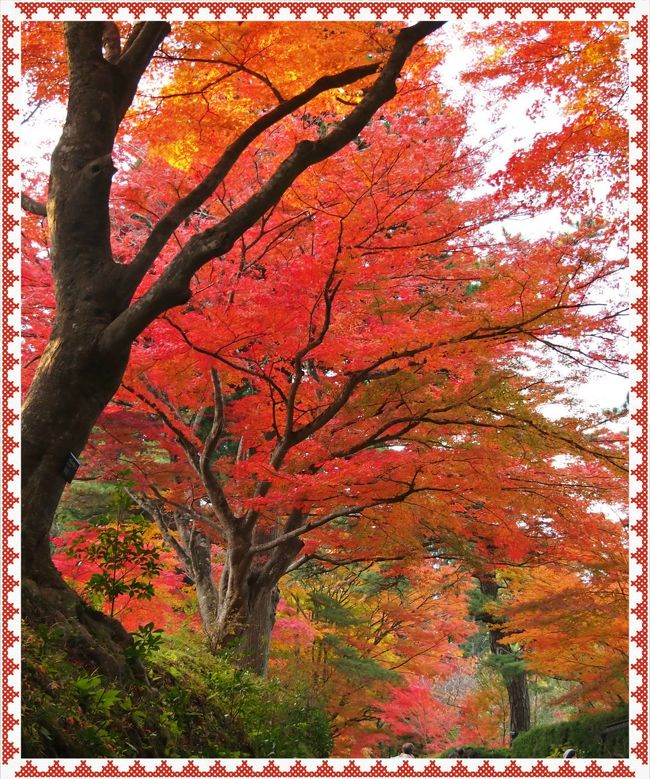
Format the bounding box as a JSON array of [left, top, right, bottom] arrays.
[[100, 21, 446, 353]]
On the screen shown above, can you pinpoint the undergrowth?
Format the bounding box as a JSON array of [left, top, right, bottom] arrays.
[[22, 622, 332, 758]]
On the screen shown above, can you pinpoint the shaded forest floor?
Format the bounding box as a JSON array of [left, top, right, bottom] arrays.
[[22, 622, 331, 758], [22, 618, 628, 759]]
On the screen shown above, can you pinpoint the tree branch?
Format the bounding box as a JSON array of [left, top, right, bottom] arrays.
[[287, 552, 407, 573], [99, 21, 446, 353], [102, 21, 121, 63], [121, 381, 201, 470], [115, 22, 172, 121], [155, 48, 286, 102], [468, 402, 628, 472], [128, 490, 195, 574], [287, 343, 432, 451], [250, 472, 443, 556], [125, 62, 379, 289], [198, 368, 238, 529], [282, 249, 343, 445], [21, 192, 47, 217]]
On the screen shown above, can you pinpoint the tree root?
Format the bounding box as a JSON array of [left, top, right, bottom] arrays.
[[22, 577, 144, 682]]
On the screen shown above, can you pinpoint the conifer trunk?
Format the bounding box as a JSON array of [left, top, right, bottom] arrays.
[[476, 573, 531, 736], [506, 671, 531, 735]]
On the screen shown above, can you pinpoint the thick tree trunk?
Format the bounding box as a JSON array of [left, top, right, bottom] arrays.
[[22, 324, 129, 577], [200, 579, 280, 675], [238, 585, 280, 674], [208, 533, 283, 674], [506, 670, 531, 735], [151, 504, 286, 675], [21, 322, 136, 677], [23, 23, 128, 586]]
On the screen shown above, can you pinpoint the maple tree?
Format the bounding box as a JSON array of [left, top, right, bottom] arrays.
[[493, 527, 629, 711], [21, 17, 628, 724], [57, 52, 626, 675], [20, 19, 446, 668], [377, 677, 459, 755], [454, 664, 511, 749], [272, 560, 472, 752]]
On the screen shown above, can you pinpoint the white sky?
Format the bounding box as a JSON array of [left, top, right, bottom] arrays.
[[435, 21, 629, 418]]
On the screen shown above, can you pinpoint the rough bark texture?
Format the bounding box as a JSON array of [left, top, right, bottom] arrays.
[[238, 585, 280, 674], [142, 495, 298, 675], [506, 668, 531, 735], [21, 20, 445, 673], [22, 21, 170, 675]]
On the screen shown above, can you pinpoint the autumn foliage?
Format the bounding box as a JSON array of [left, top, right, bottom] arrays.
[[22, 18, 629, 756]]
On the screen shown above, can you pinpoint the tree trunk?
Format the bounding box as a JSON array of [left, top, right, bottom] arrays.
[[238, 585, 280, 675], [209, 534, 281, 674], [21, 322, 136, 677], [506, 670, 531, 735], [22, 22, 124, 614], [476, 573, 531, 735], [22, 323, 129, 578], [176, 522, 222, 645], [146, 504, 282, 675], [200, 570, 280, 675]]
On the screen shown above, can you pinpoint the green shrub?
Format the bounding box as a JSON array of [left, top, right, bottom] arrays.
[[153, 630, 332, 757], [22, 623, 331, 758], [438, 745, 511, 758], [510, 706, 628, 758]]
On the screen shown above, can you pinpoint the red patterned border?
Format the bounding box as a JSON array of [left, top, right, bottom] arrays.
[[1, 3, 21, 769], [629, 13, 650, 769], [8, 2, 642, 14], [8, 758, 645, 776], [2, 1, 647, 778]]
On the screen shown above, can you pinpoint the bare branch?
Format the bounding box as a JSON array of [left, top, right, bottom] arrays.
[[155, 47, 286, 102], [287, 552, 407, 573], [162, 315, 287, 401], [468, 402, 627, 472], [21, 192, 47, 217], [128, 490, 194, 573], [198, 368, 239, 529]]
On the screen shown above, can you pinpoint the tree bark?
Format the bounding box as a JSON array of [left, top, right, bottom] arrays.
[[207, 525, 289, 675], [21, 20, 445, 671], [238, 585, 280, 674], [148, 502, 294, 675], [506, 670, 531, 735], [476, 573, 531, 735], [209, 573, 281, 675]]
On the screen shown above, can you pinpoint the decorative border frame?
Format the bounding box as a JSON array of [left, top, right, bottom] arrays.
[[1, 1, 647, 777]]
